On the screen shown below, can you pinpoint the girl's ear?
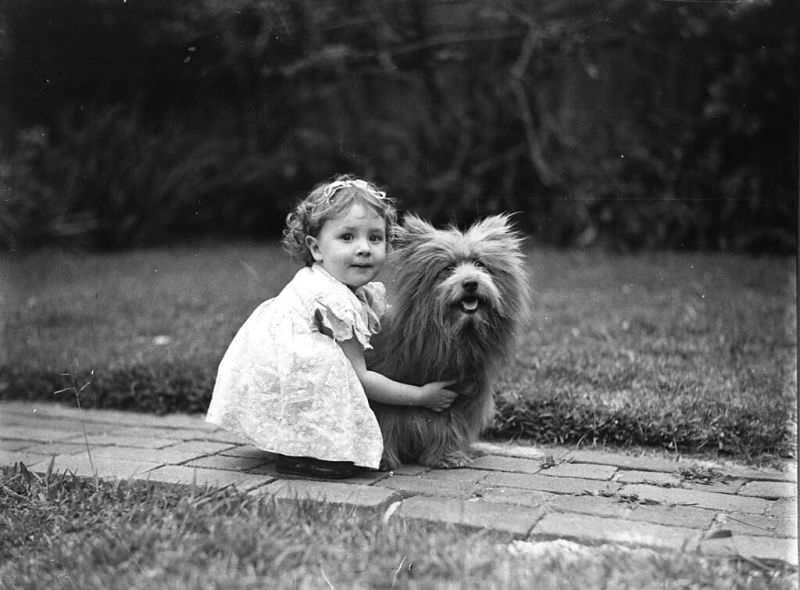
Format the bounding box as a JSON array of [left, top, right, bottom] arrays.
[[393, 213, 434, 249], [305, 235, 323, 262]]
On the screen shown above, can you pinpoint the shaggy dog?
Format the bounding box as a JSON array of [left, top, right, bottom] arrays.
[[367, 213, 530, 469]]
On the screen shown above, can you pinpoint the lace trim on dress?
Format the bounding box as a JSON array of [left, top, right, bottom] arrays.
[[310, 265, 387, 350]]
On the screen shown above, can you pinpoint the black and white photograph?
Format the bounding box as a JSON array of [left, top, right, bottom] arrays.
[[1, 0, 797, 586]]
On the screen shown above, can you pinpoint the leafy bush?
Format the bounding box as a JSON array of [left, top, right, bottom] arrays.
[[0, 127, 65, 249], [1, 0, 796, 251], [1, 106, 299, 249]]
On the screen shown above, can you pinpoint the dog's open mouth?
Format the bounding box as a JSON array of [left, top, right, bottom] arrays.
[[460, 296, 480, 314]]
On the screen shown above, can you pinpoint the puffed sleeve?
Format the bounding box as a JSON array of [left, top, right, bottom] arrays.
[[312, 281, 388, 350], [313, 291, 373, 349]]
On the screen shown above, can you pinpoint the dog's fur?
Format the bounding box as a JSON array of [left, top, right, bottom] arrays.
[[367, 213, 530, 469]]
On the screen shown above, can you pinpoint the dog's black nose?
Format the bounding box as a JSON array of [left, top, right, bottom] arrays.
[[463, 280, 478, 292]]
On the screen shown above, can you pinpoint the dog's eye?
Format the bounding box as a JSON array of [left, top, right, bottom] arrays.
[[438, 264, 455, 278], [473, 259, 491, 273]]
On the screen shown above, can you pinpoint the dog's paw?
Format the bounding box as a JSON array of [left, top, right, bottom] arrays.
[[379, 457, 401, 472], [426, 450, 474, 469]]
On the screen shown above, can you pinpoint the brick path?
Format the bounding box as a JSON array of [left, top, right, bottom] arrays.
[[2, 401, 797, 566]]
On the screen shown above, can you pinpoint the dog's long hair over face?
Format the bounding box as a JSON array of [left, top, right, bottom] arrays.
[[368, 213, 529, 468], [377, 213, 529, 386]]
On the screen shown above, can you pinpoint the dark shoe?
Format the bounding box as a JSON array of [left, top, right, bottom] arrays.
[[276, 455, 358, 479]]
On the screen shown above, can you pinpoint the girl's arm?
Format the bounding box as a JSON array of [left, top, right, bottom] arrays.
[[338, 338, 457, 412]]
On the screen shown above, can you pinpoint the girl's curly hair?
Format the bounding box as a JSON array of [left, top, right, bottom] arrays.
[[281, 175, 398, 266]]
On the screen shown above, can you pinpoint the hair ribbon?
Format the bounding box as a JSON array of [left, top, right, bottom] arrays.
[[323, 179, 387, 201]]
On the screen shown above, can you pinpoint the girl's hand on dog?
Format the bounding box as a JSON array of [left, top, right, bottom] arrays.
[[419, 380, 458, 412]]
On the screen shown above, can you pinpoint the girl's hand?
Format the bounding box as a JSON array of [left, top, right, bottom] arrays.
[[419, 380, 458, 412]]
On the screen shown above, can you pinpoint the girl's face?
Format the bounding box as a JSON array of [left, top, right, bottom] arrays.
[[305, 201, 388, 289]]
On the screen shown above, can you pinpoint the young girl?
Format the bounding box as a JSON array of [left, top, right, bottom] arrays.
[[206, 175, 457, 478]]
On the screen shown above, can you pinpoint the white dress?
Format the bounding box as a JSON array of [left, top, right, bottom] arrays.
[[206, 264, 386, 469]]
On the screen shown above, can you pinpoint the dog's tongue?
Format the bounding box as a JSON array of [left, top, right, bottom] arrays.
[[461, 298, 479, 312]]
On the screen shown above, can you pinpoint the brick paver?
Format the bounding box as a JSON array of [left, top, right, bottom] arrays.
[[731, 535, 799, 564], [395, 495, 546, 535], [562, 449, 684, 473], [144, 464, 273, 491], [548, 494, 717, 530], [1, 401, 797, 567], [115, 426, 246, 444], [64, 433, 184, 449], [477, 488, 555, 508], [715, 512, 797, 538], [716, 464, 798, 484], [3, 425, 87, 443], [0, 440, 34, 451], [738, 480, 798, 499], [86, 444, 208, 465], [255, 479, 399, 510], [471, 441, 564, 461], [768, 499, 798, 520], [615, 469, 683, 487], [468, 454, 544, 474], [678, 478, 747, 494], [416, 467, 490, 485], [532, 512, 700, 551], [219, 445, 274, 459], [1, 449, 59, 466], [538, 462, 617, 480], [32, 454, 163, 479], [379, 474, 481, 498], [23, 441, 94, 456], [619, 483, 774, 514], [185, 454, 271, 472], [488, 471, 620, 496]]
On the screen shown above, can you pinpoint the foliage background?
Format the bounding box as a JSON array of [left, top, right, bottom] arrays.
[[1, 0, 797, 252]]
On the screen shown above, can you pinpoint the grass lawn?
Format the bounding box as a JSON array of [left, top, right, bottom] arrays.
[[1, 464, 796, 589], [0, 242, 796, 461]]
